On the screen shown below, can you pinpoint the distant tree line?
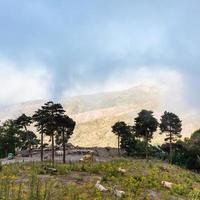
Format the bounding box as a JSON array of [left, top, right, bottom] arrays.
[[0, 101, 76, 166], [0, 103, 199, 172], [112, 109, 200, 171]]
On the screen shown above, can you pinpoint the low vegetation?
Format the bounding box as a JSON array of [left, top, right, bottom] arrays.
[[0, 159, 200, 200]]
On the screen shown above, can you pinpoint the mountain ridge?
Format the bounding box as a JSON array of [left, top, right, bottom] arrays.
[[0, 85, 199, 147]]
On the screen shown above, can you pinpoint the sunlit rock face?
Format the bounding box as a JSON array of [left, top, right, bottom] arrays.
[[0, 86, 199, 147]]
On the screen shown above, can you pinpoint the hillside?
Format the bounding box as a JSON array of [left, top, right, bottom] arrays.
[[1, 159, 200, 199], [0, 85, 199, 147]]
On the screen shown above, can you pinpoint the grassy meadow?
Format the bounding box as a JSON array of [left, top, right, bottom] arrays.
[[0, 159, 200, 200]]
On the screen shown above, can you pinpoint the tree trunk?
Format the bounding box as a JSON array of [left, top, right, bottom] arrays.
[[29, 144, 32, 157], [52, 135, 55, 166], [5, 148, 7, 158], [41, 132, 44, 162], [62, 130, 66, 164], [118, 136, 120, 156], [169, 132, 172, 164], [145, 132, 148, 162], [24, 126, 31, 157]]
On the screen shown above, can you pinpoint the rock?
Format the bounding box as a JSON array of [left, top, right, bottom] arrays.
[[21, 150, 30, 157], [147, 190, 160, 199], [79, 153, 95, 162], [55, 150, 63, 156]]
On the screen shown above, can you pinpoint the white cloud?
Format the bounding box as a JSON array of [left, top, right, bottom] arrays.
[[0, 59, 53, 105], [105, 66, 186, 111], [62, 66, 187, 112]]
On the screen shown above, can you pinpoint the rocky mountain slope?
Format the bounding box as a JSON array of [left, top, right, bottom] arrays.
[[0, 86, 199, 147]]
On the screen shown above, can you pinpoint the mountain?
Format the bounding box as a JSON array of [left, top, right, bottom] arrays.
[[0, 86, 199, 147]]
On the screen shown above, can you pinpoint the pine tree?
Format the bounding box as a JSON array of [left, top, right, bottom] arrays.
[[15, 114, 34, 156], [56, 115, 76, 163], [135, 110, 158, 161], [32, 108, 49, 162], [41, 101, 65, 166], [112, 121, 129, 155], [160, 111, 182, 164]]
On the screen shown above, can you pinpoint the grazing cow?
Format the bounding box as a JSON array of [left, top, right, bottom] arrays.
[[95, 180, 108, 192], [161, 181, 173, 189], [112, 186, 125, 198], [118, 167, 126, 173]]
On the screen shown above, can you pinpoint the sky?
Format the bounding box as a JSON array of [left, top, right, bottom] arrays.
[[0, 0, 199, 111]]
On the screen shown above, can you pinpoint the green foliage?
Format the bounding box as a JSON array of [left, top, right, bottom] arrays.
[[160, 111, 182, 138], [15, 114, 39, 157], [112, 121, 130, 154], [172, 184, 190, 196], [160, 111, 182, 164], [15, 114, 32, 131], [41, 102, 67, 165], [32, 108, 49, 162], [112, 121, 129, 137], [189, 188, 200, 200], [32, 103, 76, 163], [55, 116, 76, 145], [112, 121, 137, 156], [0, 159, 199, 199], [120, 133, 137, 156], [19, 131, 39, 150], [55, 115, 76, 163], [134, 110, 158, 160], [110, 109, 200, 172], [0, 101, 76, 167], [135, 110, 158, 141], [190, 129, 200, 140], [184, 130, 200, 171], [160, 130, 200, 171], [41, 101, 65, 137], [0, 120, 21, 158]]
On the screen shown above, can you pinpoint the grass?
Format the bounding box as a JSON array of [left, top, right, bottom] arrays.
[[0, 159, 200, 199]]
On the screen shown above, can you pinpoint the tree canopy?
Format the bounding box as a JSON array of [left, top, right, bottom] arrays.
[[160, 111, 182, 164], [135, 110, 158, 161]]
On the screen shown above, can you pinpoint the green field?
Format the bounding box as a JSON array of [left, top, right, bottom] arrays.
[[0, 159, 200, 200]]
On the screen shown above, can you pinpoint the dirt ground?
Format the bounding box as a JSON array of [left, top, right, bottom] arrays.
[[0, 147, 120, 165]]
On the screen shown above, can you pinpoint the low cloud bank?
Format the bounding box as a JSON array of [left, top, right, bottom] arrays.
[[62, 66, 188, 112], [0, 59, 53, 106]]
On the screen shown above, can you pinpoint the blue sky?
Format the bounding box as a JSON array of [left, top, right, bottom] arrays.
[[0, 0, 199, 110]]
